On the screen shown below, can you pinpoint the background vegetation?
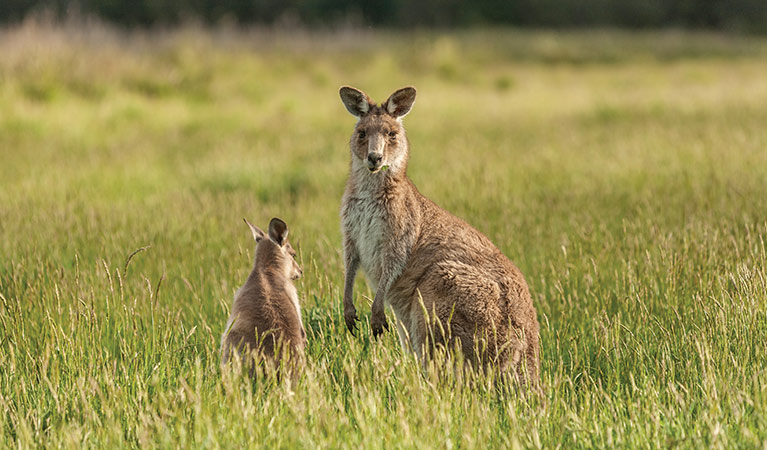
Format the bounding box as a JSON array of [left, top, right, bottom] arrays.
[[2, 0, 767, 32], [1, 21, 767, 447]]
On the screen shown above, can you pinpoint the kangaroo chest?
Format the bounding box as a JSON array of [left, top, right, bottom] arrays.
[[344, 195, 392, 288]]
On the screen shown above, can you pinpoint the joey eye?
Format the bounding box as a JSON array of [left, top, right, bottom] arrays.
[[388, 131, 397, 138], [358, 130, 366, 139]]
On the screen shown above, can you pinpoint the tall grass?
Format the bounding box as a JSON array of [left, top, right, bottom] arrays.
[[1, 20, 767, 447]]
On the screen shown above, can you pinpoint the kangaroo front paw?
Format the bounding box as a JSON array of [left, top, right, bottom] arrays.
[[370, 313, 389, 338], [344, 307, 359, 335]]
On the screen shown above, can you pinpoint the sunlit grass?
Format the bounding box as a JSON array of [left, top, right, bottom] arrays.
[[1, 21, 767, 447]]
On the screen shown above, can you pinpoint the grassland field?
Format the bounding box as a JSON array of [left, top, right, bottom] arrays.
[[1, 21, 767, 448]]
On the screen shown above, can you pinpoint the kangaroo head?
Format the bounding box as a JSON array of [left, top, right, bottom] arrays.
[[244, 217, 302, 280], [339, 86, 416, 175]]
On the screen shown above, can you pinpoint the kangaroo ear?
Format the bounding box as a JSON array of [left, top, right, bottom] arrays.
[[384, 86, 416, 118], [339, 86, 371, 118], [243, 218, 266, 243], [268, 218, 289, 246]]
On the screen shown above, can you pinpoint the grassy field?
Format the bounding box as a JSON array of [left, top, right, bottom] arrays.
[[2, 22, 767, 448]]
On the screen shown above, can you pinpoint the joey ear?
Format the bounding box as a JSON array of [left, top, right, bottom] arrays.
[[384, 86, 416, 118], [243, 218, 266, 243], [268, 218, 289, 246], [339, 86, 371, 118]]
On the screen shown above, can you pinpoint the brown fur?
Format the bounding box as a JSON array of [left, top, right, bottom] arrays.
[[221, 218, 305, 379], [339, 86, 541, 387]]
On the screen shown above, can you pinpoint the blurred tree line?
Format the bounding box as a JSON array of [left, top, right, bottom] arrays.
[[2, 0, 766, 32]]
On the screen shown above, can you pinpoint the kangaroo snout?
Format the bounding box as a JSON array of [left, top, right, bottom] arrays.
[[367, 153, 383, 170]]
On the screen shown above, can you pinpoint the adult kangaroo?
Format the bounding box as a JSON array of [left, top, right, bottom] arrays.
[[339, 86, 540, 387]]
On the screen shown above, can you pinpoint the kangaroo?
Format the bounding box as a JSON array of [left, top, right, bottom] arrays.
[[339, 86, 540, 387], [221, 217, 305, 377]]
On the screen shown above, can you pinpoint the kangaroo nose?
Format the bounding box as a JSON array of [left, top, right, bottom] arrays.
[[368, 154, 383, 165]]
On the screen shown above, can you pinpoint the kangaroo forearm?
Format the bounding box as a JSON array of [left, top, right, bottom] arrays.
[[372, 262, 400, 313], [371, 290, 386, 315], [370, 276, 392, 336], [343, 268, 357, 307], [343, 255, 359, 309]]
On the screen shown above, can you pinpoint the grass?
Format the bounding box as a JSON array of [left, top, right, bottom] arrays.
[[1, 20, 767, 448]]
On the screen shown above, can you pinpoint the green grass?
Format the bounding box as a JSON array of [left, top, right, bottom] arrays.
[[2, 22, 767, 448]]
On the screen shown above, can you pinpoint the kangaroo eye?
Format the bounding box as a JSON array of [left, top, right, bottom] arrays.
[[388, 131, 397, 139], [358, 130, 366, 139]]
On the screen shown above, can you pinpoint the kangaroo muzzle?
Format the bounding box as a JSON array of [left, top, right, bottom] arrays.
[[366, 136, 385, 172], [367, 153, 383, 171]]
